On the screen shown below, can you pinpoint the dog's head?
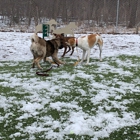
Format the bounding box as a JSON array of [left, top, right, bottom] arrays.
[[53, 39, 64, 49], [47, 39, 61, 50], [53, 33, 70, 49], [30, 33, 39, 44], [59, 38, 68, 49], [55, 39, 61, 45], [53, 33, 65, 39]]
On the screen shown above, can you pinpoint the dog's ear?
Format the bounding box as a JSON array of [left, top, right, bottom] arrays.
[[53, 33, 57, 36], [61, 33, 64, 37]]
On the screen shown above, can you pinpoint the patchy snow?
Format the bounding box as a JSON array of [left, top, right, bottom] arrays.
[[0, 32, 140, 139], [0, 32, 140, 61]]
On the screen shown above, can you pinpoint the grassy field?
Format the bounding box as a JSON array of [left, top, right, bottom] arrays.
[[0, 55, 140, 140]]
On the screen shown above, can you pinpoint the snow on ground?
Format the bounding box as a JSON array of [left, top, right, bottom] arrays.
[[0, 32, 140, 61], [0, 32, 140, 139]]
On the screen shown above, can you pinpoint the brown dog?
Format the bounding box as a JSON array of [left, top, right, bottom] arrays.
[[53, 33, 76, 57], [30, 33, 65, 69]]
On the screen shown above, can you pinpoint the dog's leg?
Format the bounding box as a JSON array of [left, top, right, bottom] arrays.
[[98, 44, 102, 61], [32, 55, 36, 68], [86, 49, 91, 64], [52, 52, 65, 65], [32, 60, 35, 68], [36, 57, 43, 69], [53, 56, 65, 64], [80, 50, 86, 64], [66, 45, 71, 53], [70, 46, 75, 56], [34, 57, 43, 69], [84, 51, 88, 61], [97, 42, 102, 62], [97, 36, 103, 61], [43, 56, 46, 62], [61, 46, 67, 57]]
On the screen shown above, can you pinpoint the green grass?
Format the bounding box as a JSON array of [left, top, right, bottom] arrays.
[[0, 55, 140, 140]]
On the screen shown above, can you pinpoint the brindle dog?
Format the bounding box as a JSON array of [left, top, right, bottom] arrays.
[[30, 33, 65, 69]]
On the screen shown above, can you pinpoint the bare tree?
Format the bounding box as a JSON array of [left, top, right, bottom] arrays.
[[128, 0, 138, 28], [0, 0, 140, 29]]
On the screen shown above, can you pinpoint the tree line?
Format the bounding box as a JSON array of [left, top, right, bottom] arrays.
[[0, 0, 139, 28]]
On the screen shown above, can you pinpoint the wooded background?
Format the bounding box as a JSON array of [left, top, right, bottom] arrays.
[[0, 0, 139, 30]]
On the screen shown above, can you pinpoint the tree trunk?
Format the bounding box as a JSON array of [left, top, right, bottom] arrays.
[[28, 0, 32, 27], [128, 0, 138, 28]]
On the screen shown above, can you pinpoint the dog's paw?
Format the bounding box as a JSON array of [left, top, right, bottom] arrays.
[[74, 61, 79, 66]]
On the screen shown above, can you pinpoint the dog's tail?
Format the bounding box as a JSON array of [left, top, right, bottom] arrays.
[[30, 33, 39, 44], [97, 35, 103, 47]]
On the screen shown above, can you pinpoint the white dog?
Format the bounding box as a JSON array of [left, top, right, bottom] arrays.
[[75, 34, 103, 64], [62, 34, 103, 64]]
